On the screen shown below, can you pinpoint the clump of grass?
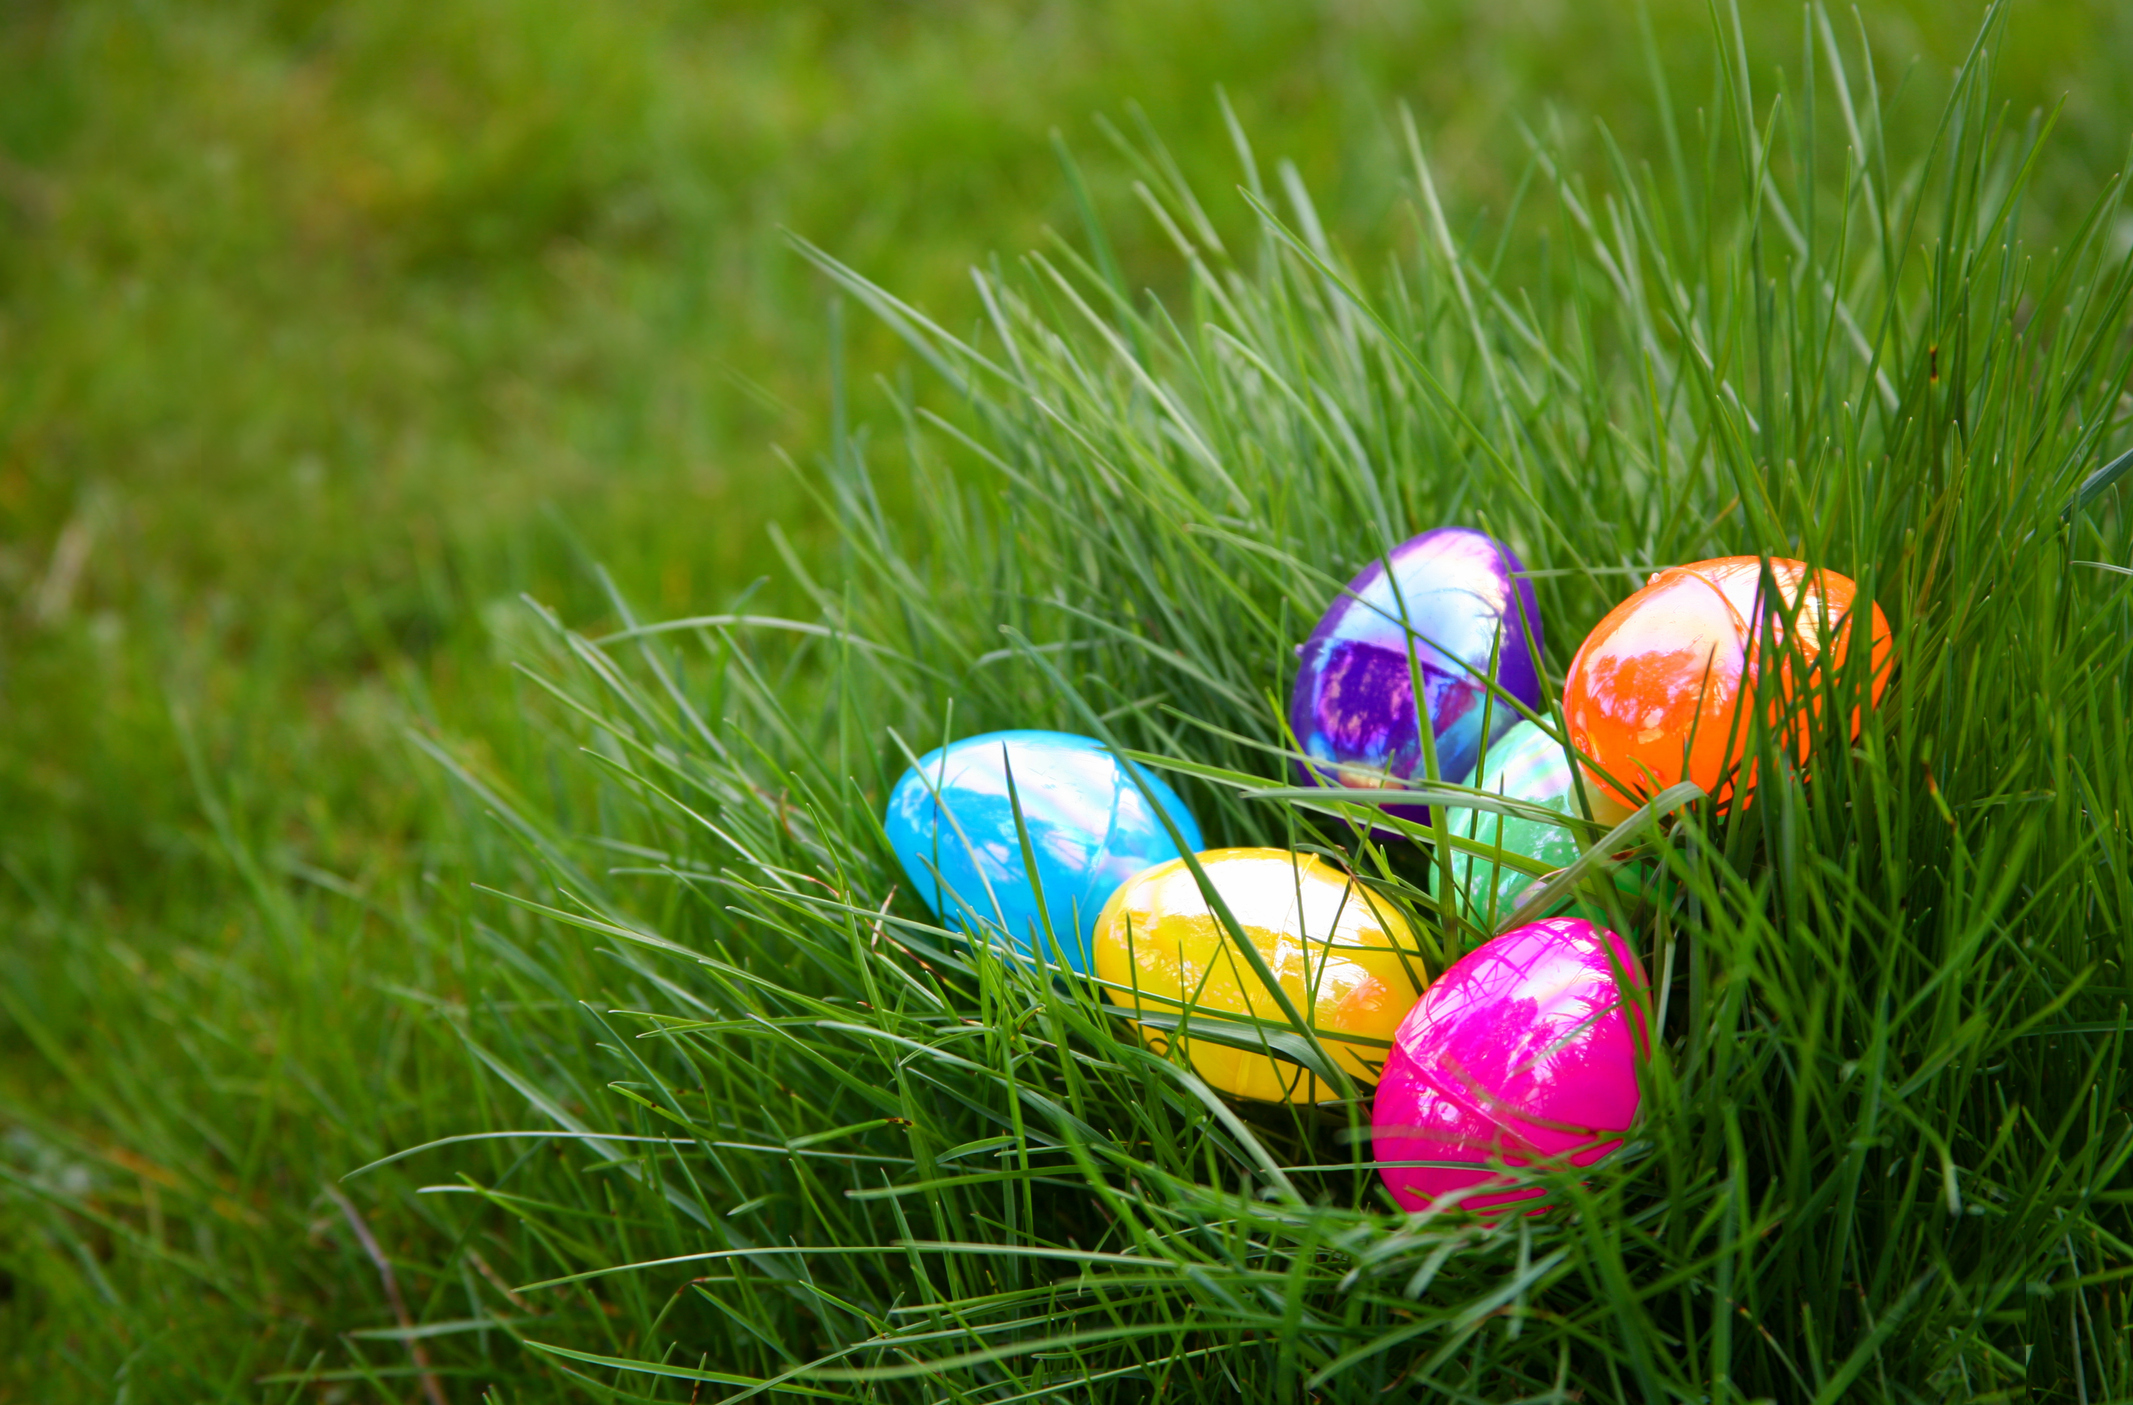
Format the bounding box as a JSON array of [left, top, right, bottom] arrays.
[[235, 10, 2130, 1403], [342, 7, 2133, 1399]]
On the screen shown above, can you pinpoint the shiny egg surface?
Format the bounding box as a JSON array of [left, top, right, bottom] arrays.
[[1092, 848, 1429, 1103], [883, 730, 1204, 972], [1562, 557, 1891, 809], [1290, 527, 1543, 824], [1372, 917, 1647, 1216]]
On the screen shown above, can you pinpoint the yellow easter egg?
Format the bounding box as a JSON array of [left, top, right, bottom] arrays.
[[1091, 848, 1430, 1103]]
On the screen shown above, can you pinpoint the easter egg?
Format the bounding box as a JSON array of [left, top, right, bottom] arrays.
[[1091, 848, 1430, 1103], [883, 730, 1204, 972], [1445, 720, 1586, 928], [1561, 557, 1891, 809], [1290, 527, 1544, 825], [1371, 917, 1647, 1216]]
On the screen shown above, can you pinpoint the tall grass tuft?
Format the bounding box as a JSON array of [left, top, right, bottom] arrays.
[[363, 7, 2131, 1398]]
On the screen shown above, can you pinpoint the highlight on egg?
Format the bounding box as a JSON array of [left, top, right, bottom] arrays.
[[1561, 556, 1892, 811], [1371, 917, 1648, 1217], [1091, 848, 1430, 1103], [882, 729, 1204, 972], [1289, 526, 1544, 827]]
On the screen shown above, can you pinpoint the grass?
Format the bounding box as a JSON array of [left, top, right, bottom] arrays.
[[3, 0, 2132, 1399]]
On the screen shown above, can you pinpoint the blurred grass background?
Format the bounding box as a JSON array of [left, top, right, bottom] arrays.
[[2, 0, 2130, 1393]]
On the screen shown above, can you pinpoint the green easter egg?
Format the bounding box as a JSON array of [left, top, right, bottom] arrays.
[[1446, 720, 1585, 927]]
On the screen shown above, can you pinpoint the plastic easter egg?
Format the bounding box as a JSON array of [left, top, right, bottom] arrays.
[[884, 730, 1204, 972], [1445, 720, 1586, 928], [1092, 848, 1429, 1103], [1290, 527, 1544, 826], [1562, 557, 1891, 810], [1372, 917, 1647, 1216]]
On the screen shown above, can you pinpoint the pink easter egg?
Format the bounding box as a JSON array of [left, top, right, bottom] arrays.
[[1371, 917, 1648, 1216]]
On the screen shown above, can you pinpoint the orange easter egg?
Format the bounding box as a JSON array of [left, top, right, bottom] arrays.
[[1562, 557, 1891, 810]]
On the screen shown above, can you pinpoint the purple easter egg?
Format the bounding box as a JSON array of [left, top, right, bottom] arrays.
[[1371, 917, 1648, 1218], [1290, 527, 1543, 827]]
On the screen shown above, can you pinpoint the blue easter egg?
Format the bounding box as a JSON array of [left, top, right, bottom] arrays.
[[883, 730, 1205, 971]]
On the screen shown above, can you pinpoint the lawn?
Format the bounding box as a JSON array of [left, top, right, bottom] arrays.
[[2, 0, 2131, 1398]]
